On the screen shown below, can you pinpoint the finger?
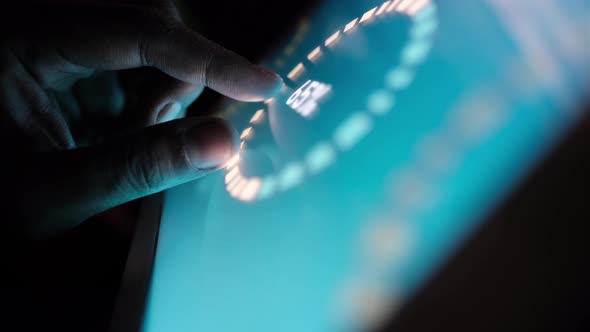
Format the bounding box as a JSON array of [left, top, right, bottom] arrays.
[[41, 4, 283, 101], [21, 117, 239, 237], [139, 24, 284, 102]]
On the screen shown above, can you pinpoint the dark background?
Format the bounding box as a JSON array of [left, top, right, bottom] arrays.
[[4, 1, 589, 331]]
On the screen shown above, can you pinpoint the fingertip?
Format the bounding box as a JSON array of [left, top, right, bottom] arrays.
[[183, 118, 239, 170], [210, 62, 284, 102], [255, 66, 284, 92], [243, 66, 284, 101]]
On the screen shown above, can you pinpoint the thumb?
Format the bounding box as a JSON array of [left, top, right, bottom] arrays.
[[22, 117, 238, 237]]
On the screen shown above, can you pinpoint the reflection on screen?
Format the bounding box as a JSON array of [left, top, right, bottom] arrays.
[[143, 1, 589, 331]]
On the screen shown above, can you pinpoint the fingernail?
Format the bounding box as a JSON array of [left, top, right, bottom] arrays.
[[183, 118, 239, 170], [157, 102, 182, 124]]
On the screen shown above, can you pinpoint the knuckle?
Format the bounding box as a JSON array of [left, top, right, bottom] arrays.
[[112, 139, 168, 194], [136, 10, 179, 67], [132, 144, 166, 192], [201, 41, 231, 86]]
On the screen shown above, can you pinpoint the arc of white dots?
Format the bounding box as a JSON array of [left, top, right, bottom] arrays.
[[225, 0, 437, 203]]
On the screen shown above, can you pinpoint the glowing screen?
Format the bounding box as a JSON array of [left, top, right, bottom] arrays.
[[143, 1, 589, 331]]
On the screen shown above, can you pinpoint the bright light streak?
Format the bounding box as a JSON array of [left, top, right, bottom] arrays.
[[387, 0, 404, 12], [224, 153, 240, 169], [287, 63, 305, 81], [344, 18, 359, 33], [240, 127, 253, 140], [396, 0, 417, 13], [360, 6, 378, 23], [307, 46, 322, 62], [239, 178, 262, 201], [227, 174, 244, 192], [249, 109, 265, 124], [376, 1, 391, 16], [229, 177, 248, 197], [225, 166, 239, 184], [325, 30, 341, 47]]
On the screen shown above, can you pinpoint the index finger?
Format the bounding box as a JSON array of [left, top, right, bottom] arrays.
[[52, 7, 283, 101]]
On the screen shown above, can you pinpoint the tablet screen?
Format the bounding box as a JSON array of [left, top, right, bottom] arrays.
[[143, 1, 588, 331]]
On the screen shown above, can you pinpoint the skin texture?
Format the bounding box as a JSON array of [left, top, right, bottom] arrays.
[[0, 0, 283, 238]]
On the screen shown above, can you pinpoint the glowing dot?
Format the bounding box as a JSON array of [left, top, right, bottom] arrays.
[[396, 0, 417, 13], [325, 30, 341, 47], [390, 170, 435, 210], [376, 1, 391, 16], [401, 39, 432, 65], [307, 46, 322, 62], [225, 166, 239, 184], [385, 67, 415, 90], [239, 178, 262, 201], [240, 127, 253, 140], [305, 142, 336, 174], [258, 176, 277, 199], [334, 113, 373, 151], [453, 96, 506, 142], [287, 63, 305, 81], [338, 283, 400, 330], [417, 133, 458, 174], [360, 6, 378, 23], [410, 16, 438, 40], [278, 162, 305, 191], [387, 0, 403, 12], [344, 18, 359, 33], [406, 0, 430, 16], [250, 109, 265, 124], [413, 1, 436, 22], [363, 221, 415, 264], [367, 90, 395, 115]]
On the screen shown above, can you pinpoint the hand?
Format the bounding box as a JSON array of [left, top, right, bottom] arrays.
[[0, 0, 283, 238]]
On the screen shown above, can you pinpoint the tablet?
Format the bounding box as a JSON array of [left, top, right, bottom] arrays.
[[112, 1, 589, 331]]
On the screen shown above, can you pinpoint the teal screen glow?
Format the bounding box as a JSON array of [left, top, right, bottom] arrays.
[[143, 1, 589, 331]]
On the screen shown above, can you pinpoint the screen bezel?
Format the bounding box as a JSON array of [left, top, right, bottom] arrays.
[[109, 193, 163, 332]]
